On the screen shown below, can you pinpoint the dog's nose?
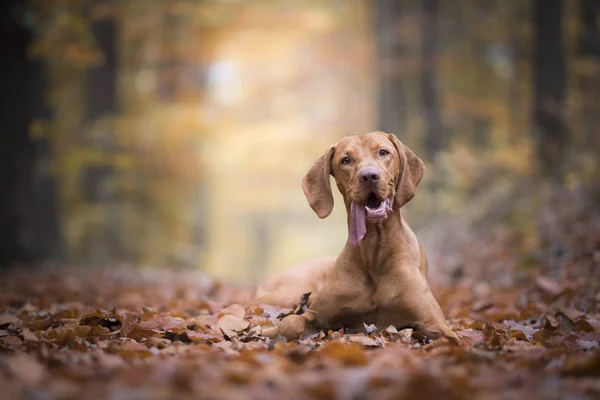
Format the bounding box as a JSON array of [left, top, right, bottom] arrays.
[[359, 167, 380, 184]]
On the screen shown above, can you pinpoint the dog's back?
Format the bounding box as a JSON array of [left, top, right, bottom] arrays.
[[253, 256, 336, 308]]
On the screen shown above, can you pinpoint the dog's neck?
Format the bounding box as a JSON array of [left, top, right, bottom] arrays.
[[343, 202, 419, 271]]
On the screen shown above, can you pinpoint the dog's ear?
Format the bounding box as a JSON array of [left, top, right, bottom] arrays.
[[387, 134, 425, 208], [302, 146, 336, 218]]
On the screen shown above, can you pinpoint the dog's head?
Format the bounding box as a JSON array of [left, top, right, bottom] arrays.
[[302, 131, 424, 245]]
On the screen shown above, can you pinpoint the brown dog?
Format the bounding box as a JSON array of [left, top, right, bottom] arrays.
[[254, 131, 458, 343]]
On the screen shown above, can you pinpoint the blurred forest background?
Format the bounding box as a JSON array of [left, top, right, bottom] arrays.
[[1, 0, 599, 284]]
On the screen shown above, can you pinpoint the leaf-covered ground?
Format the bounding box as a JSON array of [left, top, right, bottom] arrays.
[[1, 190, 600, 399]]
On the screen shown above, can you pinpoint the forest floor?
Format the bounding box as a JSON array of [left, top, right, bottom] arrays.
[[1, 187, 599, 399]]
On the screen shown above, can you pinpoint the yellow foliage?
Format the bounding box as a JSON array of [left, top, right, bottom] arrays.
[[33, 0, 599, 282]]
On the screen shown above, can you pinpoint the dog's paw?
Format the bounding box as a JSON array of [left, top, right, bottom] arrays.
[[419, 323, 461, 345], [261, 314, 308, 340], [444, 329, 460, 346]]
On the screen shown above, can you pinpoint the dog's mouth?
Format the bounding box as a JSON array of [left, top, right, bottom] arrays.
[[365, 193, 393, 220], [348, 192, 394, 246]]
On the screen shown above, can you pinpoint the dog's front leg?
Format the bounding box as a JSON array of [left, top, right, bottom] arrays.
[[261, 311, 317, 339], [374, 272, 459, 344], [262, 265, 375, 340]]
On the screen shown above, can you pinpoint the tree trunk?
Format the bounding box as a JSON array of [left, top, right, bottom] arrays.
[[0, 0, 61, 267], [87, 11, 117, 121], [83, 1, 121, 264], [420, 0, 444, 161], [374, 0, 405, 135], [578, 0, 600, 150], [85, 5, 117, 200], [532, 0, 567, 179], [578, 0, 600, 56]]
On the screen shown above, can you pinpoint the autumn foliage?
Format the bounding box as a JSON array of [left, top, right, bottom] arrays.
[[1, 1, 600, 398], [1, 195, 599, 399]]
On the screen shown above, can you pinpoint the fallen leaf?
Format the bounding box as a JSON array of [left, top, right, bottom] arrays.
[[316, 341, 369, 366], [256, 305, 292, 322], [535, 276, 565, 298], [292, 292, 312, 315], [186, 330, 223, 343], [0, 315, 20, 327], [22, 328, 39, 342], [456, 329, 484, 346], [363, 322, 378, 334], [561, 350, 600, 376], [483, 323, 507, 349], [139, 314, 185, 331], [8, 354, 46, 386], [503, 320, 538, 340], [345, 334, 381, 347], [218, 315, 249, 338], [218, 304, 246, 320], [471, 300, 494, 312], [484, 306, 520, 321], [0, 335, 23, 350]]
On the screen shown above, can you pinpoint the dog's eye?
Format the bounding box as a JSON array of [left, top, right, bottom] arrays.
[[379, 149, 390, 157], [341, 156, 352, 165]]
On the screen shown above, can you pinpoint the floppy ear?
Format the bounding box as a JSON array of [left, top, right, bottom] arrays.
[[387, 134, 425, 208], [302, 146, 336, 218]]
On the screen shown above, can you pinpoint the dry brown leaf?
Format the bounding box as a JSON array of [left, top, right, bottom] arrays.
[[186, 330, 223, 343], [561, 350, 600, 376], [111, 341, 153, 359], [345, 334, 381, 347], [21, 328, 39, 342], [126, 326, 162, 342], [8, 354, 46, 386], [471, 300, 494, 312], [256, 304, 292, 322], [92, 350, 126, 370], [225, 362, 254, 384], [484, 306, 520, 321], [138, 314, 185, 331], [218, 304, 246, 320], [218, 315, 249, 338], [0, 335, 23, 350], [535, 276, 565, 298], [316, 341, 369, 366], [456, 329, 484, 346], [117, 311, 139, 338], [574, 318, 595, 333], [0, 315, 20, 327], [483, 323, 508, 349], [503, 321, 538, 340]]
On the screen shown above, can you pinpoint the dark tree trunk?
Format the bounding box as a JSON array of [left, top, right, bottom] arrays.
[[532, 0, 567, 179], [85, 5, 117, 203], [374, 0, 406, 135], [420, 0, 444, 161], [578, 0, 600, 150], [87, 12, 117, 121], [578, 0, 600, 56], [0, 0, 61, 267], [83, 2, 121, 264]]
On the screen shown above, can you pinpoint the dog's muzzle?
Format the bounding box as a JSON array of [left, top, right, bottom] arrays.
[[349, 194, 394, 246]]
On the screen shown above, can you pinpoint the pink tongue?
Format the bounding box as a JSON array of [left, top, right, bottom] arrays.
[[349, 201, 367, 246]]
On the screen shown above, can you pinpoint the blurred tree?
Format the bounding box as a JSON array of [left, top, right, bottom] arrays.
[[82, 0, 121, 263], [578, 0, 600, 149], [578, 0, 600, 55], [532, 0, 567, 179], [374, 0, 405, 134], [87, 1, 116, 121], [5, 0, 597, 278], [420, 0, 444, 161], [0, 0, 61, 267]]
